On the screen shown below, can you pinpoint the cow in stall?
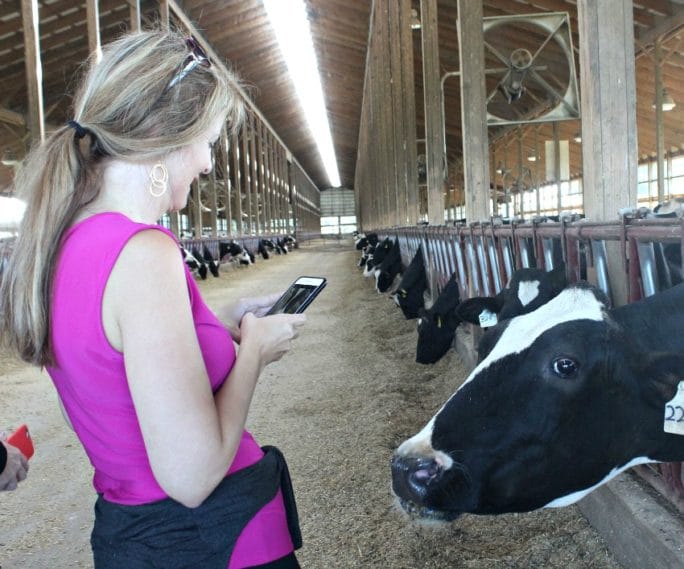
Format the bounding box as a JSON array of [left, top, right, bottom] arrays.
[[415, 264, 567, 365], [375, 238, 402, 293], [455, 263, 567, 329], [182, 246, 208, 279], [258, 239, 275, 260], [392, 247, 427, 319], [391, 281, 684, 520], [219, 241, 253, 267], [355, 232, 379, 251], [415, 274, 461, 364], [363, 237, 393, 278], [202, 245, 220, 278]]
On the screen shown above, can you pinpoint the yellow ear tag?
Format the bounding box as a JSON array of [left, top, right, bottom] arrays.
[[437, 316, 442, 328], [664, 382, 684, 435]]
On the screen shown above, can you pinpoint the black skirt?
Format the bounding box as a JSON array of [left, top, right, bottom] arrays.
[[91, 446, 302, 569]]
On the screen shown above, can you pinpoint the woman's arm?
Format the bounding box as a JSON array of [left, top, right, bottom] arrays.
[[104, 230, 304, 508]]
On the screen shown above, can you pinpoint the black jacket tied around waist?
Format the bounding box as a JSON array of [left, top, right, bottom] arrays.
[[91, 446, 302, 569]]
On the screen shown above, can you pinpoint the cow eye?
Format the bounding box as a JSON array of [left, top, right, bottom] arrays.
[[552, 357, 578, 378]]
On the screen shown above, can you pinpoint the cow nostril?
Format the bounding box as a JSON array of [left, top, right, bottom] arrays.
[[408, 458, 443, 492]]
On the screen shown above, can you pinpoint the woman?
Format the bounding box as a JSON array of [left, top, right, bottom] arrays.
[[0, 30, 305, 568]]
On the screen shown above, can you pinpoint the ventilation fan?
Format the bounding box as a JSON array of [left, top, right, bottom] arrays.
[[483, 12, 580, 126]]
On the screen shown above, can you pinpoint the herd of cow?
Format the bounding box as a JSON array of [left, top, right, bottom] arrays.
[[354, 204, 684, 525], [180, 236, 296, 279]]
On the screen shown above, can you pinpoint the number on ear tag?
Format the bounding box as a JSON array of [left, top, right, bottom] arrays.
[[664, 382, 684, 435], [478, 309, 498, 328]]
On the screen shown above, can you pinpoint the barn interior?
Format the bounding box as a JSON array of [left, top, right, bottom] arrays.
[[1, 1, 684, 568]]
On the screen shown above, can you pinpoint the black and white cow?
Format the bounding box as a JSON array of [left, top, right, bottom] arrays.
[[202, 245, 220, 278], [376, 238, 402, 293], [363, 238, 393, 278], [355, 232, 379, 251], [415, 265, 566, 365], [189, 246, 208, 280], [392, 247, 427, 319], [219, 241, 253, 266], [415, 274, 461, 364], [456, 263, 567, 328], [258, 239, 274, 260], [392, 282, 684, 519]]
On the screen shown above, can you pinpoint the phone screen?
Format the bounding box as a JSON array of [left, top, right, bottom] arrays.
[[267, 277, 326, 315]]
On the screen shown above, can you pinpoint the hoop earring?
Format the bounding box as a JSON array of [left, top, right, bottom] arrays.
[[149, 163, 168, 198]]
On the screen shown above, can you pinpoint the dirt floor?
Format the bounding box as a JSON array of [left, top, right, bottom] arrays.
[[0, 237, 624, 568]]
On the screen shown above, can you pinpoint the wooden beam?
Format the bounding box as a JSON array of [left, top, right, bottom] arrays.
[[577, 0, 638, 220], [421, 0, 445, 225], [86, 0, 101, 60], [21, 0, 44, 143], [160, 0, 170, 29], [0, 107, 25, 128], [457, 0, 491, 222], [129, 0, 141, 32], [635, 5, 684, 54]]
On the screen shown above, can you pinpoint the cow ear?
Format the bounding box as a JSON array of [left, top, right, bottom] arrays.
[[456, 296, 503, 324], [640, 352, 684, 406]]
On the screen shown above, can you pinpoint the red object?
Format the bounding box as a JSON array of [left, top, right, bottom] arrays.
[[7, 424, 34, 460]]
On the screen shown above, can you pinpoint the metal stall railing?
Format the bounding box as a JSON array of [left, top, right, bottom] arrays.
[[375, 216, 684, 513]]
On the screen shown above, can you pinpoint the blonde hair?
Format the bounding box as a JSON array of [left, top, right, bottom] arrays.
[[0, 29, 245, 366]]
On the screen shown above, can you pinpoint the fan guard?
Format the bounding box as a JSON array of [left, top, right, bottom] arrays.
[[483, 12, 580, 126]]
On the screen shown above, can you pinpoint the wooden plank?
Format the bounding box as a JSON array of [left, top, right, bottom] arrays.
[[160, 0, 170, 29], [458, 0, 491, 222], [129, 0, 141, 32], [248, 112, 261, 235], [86, 0, 101, 59], [421, 0, 446, 224], [231, 131, 244, 235], [400, 0, 419, 225], [578, 0, 638, 220], [21, 0, 44, 143]]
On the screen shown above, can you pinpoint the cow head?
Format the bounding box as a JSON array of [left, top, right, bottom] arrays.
[[415, 275, 461, 364], [456, 264, 567, 327], [393, 283, 684, 519]]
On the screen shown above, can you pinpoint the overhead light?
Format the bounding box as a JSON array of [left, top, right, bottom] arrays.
[[652, 89, 676, 112], [526, 152, 537, 162], [264, 0, 341, 188], [410, 8, 421, 30], [573, 132, 582, 143]]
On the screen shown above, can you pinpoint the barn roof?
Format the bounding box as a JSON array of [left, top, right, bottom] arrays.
[[0, 0, 682, 195]]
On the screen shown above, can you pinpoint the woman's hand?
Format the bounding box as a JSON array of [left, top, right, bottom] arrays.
[[221, 293, 283, 342], [0, 439, 29, 492], [239, 312, 307, 367]]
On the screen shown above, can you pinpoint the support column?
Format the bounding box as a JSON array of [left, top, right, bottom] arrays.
[[421, 0, 445, 225], [86, 0, 101, 61], [578, 0, 637, 219], [21, 0, 45, 144], [130, 0, 141, 32], [457, 0, 490, 223]]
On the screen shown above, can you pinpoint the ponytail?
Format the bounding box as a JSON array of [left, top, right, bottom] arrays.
[[0, 126, 101, 366]]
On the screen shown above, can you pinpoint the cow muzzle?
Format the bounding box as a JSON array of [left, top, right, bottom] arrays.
[[390, 454, 460, 521]]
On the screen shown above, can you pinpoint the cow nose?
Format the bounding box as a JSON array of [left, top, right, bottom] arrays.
[[391, 454, 445, 501]]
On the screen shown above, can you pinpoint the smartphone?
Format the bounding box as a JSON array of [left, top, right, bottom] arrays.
[[7, 424, 34, 460], [266, 276, 327, 315]]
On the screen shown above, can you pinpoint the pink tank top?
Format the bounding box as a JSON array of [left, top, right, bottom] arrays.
[[47, 212, 293, 568]]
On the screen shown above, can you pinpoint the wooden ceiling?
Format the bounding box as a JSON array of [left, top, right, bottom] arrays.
[[0, 0, 683, 197]]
